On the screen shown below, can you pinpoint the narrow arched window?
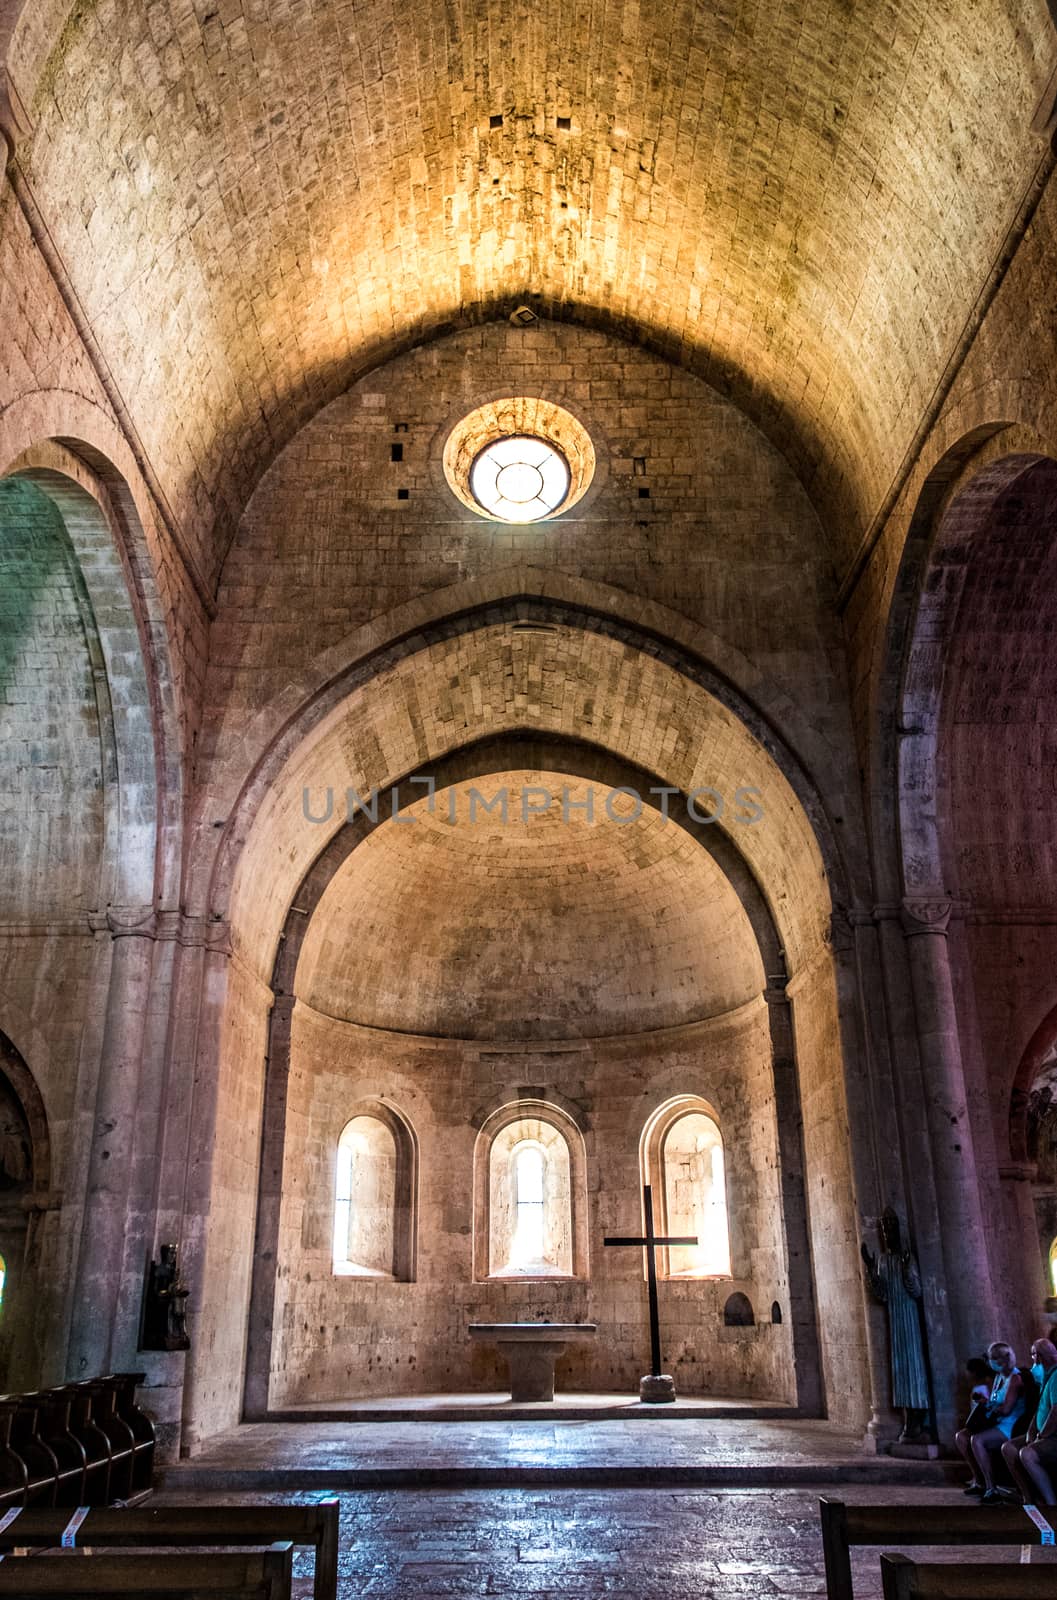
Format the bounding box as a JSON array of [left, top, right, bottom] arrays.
[[332, 1108, 416, 1281], [642, 1097, 733, 1280], [0, 1253, 7, 1315], [1049, 1236, 1057, 1298], [663, 1111, 731, 1277], [479, 1109, 582, 1279]]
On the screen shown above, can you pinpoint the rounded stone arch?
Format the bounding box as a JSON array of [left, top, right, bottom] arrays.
[[1010, 1002, 1057, 1167], [869, 412, 1057, 905], [0, 1029, 50, 1198], [210, 598, 851, 972], [0, 427, 184, 907], [471, 1099, 589, 1283], [227, 689, 851, 1432], [873, 430, 1057, 1368], [196, 568, 855, 921], [0, 1028, 52, 1387], [891, 447, 1057, 902]]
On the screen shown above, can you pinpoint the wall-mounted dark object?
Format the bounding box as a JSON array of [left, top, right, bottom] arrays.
[[141, 1243, 190, 1351]]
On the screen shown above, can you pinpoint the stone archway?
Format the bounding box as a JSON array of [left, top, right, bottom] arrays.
[[0, 435, 182, 1383], [883, 446, 1057, 1376], [177, 603, 877, 1448], [240, 731, 824, 1418]]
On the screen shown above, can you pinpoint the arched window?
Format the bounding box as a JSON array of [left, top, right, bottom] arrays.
[[332, 1106, 416, 1281], [641, 1096, 732, 1280], [474, 1101, 588, 1280], [1049, 1236, 1057, 1299], [0, 1254, 7, 1315]]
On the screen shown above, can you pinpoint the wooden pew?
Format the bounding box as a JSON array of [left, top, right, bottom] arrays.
[[71, 1381, 136, 1502], [111, 1374, 156, 1496], [59, 1390, 112, 1505], [0, 1414, 27, 1510], [880, 1552, 1057, 1598], [0, 1543, 293, 1598], [0, 1499, 340, 1600], [19, 1395, 86, 1506], [0, 1403, 57, 1507], [821, 1498, 1057, 1600]]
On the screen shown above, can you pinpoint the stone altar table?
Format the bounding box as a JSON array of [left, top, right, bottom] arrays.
[[469, 1323, 598, 1401]]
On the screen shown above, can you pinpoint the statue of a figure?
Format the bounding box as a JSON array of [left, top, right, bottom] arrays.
[[142, 1242, 191, 1351], [861, 1208, 931, 1442], [1028, 1087, 1057, 1185]]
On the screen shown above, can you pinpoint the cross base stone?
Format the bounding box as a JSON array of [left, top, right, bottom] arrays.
[[639, 1373, 677, 1403]]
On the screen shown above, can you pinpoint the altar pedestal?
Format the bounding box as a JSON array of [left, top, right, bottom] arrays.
[[469, 1322, 598, 1401]]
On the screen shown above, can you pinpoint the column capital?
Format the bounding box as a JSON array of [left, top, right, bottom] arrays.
[[105, 904, 158, 940], [175, 913, 233, 956], [826, 903, 856, 953], [998, 1161, 1036, 1184], [899, 896, 953, 937]]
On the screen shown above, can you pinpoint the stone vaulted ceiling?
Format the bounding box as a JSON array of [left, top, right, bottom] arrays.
[[10, 0, 1056, 582], [294, 771, 765, 1039]]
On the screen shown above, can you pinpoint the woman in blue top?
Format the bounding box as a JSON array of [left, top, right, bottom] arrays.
[[955, 1341, 1026, 1503]]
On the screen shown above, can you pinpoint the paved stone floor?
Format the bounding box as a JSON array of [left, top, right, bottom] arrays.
[[167, 1418, 951, 1487], [157, 1485, 1057, 1598], [275, 1393, 793, 1423]]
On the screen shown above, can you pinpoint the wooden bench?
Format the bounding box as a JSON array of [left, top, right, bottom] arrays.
[[821, 1498, 1057, 1600], [0, 1499, 340, 1600], [880, 1552, 1057, 1598], [0, 1544, 293, 1598], [0, 1376, 157, 1509]]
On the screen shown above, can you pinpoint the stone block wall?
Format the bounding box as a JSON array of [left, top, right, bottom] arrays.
[[268, 998, 794, 1405]]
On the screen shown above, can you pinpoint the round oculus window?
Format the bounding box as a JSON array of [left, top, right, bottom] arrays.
[[469, 436, 571, 522]]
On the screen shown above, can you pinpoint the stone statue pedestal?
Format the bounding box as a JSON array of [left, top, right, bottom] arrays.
[[639, 1373, 677, 1403], [469, 1323, 597, 1401]]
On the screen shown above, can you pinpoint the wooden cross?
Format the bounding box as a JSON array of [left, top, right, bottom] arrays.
[[604, 1184, 697, 1378]]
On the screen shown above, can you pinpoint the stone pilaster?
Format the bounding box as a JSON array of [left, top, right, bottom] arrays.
[[66, 905, 158, 1377], [899, 896, 996, 1365]]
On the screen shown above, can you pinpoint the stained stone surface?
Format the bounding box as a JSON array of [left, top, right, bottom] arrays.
[[167, 1418, 950, 1485], [155, 1485, 1057, 1598]]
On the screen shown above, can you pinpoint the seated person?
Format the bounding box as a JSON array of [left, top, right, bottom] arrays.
[[1002, 1339, 1057, 1506], [955, 1341, 1026, 1502], [966, 1355, 992, 1406]]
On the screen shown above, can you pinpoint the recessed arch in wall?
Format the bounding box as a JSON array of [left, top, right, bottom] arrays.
[[0, 1031, 51, 1387], [641, 1095, 732, 1280], [0, 436, 181, 910], [472, 1100, 588, 1282], [332, 1102, 417, 1282], [239, 729, 829, 1423], [196, 604, 855, 1434]]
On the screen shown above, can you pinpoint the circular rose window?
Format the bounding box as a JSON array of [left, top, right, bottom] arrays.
[[442, 398, 596, 522], [470, 436, 570, 522]]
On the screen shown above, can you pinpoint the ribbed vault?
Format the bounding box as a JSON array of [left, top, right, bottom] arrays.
[[10, 0, 1055, 575]]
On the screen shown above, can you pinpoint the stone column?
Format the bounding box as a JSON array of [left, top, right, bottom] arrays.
[[899, 898, 995, 1360], [763, 984, 823, 1417], [66, 905, 157, 1377], [823, 908, 896, 1444]]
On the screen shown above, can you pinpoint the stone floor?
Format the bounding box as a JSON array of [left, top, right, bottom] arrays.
[[272, 1392, 795, 1423], [156, 1485, 1057, 1598], [168, 1418, 952, 1489]]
